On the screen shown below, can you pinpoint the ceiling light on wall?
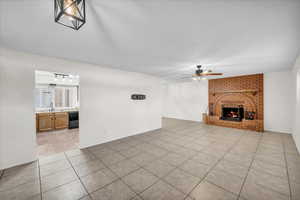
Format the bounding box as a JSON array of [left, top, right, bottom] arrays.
[[54, 73, 69, 80], [54, 0, 86, 30]]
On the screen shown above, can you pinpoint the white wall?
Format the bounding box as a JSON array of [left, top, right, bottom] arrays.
[[163, 72, 294, 134], [0, 55, 37, 169], [0, 48, 163, 169], [292, 55, 300, 152], [163, 81, 208, 122], [264, 71, 293, 133]]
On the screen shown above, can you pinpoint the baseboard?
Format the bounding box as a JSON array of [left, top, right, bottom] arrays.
[[0, 157, 37, 170], [79, 127, 162, 149], [162, 116, 203, 123], [293, 134, 300, 154], [264, 129, 292, 134]]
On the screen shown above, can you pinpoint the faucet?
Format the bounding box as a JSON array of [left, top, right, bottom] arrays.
[[49, 102, 54, 112]]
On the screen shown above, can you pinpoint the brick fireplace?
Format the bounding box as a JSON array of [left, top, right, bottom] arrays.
[[206, 74, 264, 132]]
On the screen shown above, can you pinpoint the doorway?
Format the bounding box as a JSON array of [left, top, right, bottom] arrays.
[[34, 70, 80, 157]]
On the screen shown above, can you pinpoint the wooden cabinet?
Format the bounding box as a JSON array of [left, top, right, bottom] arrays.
[[36, 112, 68, 132], [37, 113, 54, 132], [54, 112, 69, 130]]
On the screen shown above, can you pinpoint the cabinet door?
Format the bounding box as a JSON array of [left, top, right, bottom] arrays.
[[38, 114, 54, 132], [54, 112, 69, 129]]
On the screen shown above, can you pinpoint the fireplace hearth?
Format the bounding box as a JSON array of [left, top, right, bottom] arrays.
[[220, 106, 244, 121]]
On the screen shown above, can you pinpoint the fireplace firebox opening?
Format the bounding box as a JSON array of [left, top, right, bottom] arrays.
[[220, 105, 244, 121]]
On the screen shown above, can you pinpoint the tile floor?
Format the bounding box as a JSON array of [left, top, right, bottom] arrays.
[[1, 118, 300, 200], [37, 129, 79, 157]]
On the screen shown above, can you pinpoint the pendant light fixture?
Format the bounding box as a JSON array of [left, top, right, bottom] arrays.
[[54, 0, 86, 30]]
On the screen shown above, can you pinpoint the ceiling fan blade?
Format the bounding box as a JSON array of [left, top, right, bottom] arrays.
[[199, 73, 223, 76], [193, 73, 223, 77]]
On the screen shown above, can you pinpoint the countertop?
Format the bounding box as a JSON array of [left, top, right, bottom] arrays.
[[36, 109, 79, 114]]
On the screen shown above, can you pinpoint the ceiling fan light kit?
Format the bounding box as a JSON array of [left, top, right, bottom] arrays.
[[192, 77, 207, 81], [54, 0, 86, 30]]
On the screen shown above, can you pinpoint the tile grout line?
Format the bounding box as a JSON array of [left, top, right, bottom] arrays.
[[0, 164, 43, 194], [36, 126, 256, 199], [281, 135, 293, 200], [87, 148, 146, 200], [182, 132, 247, 200], [182, 139, 242, 199], [134, 131, 211, 194], [149, 128, 247, 199], [64, 152, 94, 200], [4, 123, 298, 200], [45, 127, 247, 200], [205, 179, 245, 198], [43, 130, 258, 200], [122, 146, 197, 198], [76, 127, 244, 200], [88, 137, 202, 200], [88, 145, 154, 199], [133, 129, 209, 156], [37, 159, 43, 200], [123, 142, 205, 198], [137, 154, 197, 198], [236, 132, 263, 200]]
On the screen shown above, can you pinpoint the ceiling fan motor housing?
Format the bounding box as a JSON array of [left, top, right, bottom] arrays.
[[196, 65, 203, 75]]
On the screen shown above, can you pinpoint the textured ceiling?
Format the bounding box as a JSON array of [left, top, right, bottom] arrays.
[[1, 0, 300, 81]]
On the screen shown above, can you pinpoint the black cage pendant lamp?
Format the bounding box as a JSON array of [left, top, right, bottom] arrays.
[[54, 0, 86, 30]]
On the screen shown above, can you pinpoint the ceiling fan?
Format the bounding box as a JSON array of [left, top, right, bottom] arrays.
[[193, 65, 223, 77]]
